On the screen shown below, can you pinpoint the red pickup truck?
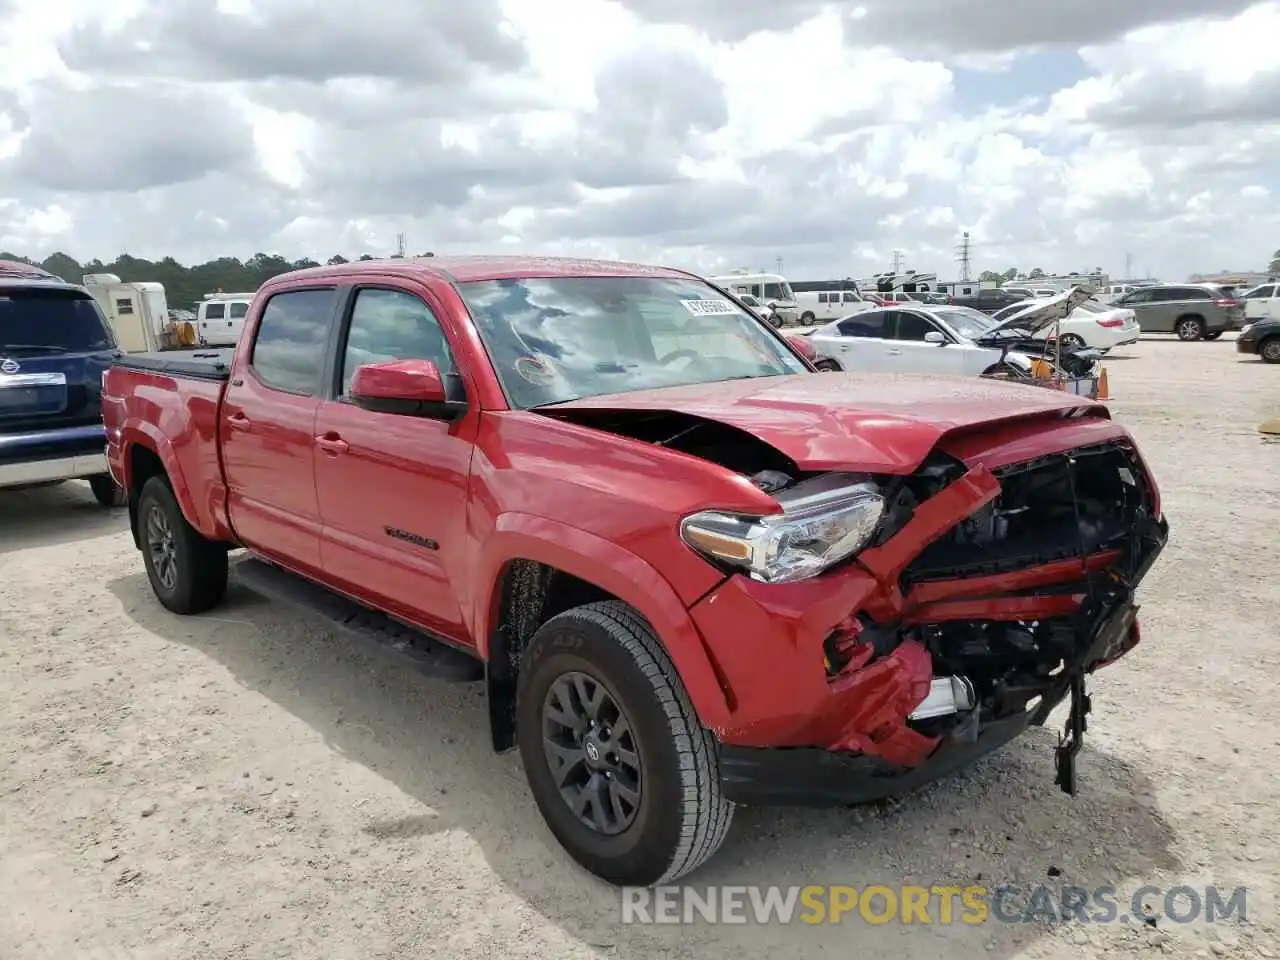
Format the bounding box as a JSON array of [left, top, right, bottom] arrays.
[[101, 256, 1167, 886]]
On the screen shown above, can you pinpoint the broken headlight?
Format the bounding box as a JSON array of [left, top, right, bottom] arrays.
[[680, 474, 884, 584]]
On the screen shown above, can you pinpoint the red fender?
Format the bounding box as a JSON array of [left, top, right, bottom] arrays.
[[475, 513, 732, 731], [118, 421, 230, 540]]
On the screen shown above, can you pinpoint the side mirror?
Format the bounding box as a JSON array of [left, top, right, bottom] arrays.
[[767, 300, 778, 309], [349, 359, 466, 421], [924, 331, 946, 345], [787, 334, 816, 362]]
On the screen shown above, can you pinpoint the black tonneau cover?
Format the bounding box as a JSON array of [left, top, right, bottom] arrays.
[[112, 349, 234, 383]]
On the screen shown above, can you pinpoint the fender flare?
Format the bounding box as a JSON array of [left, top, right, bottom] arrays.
[[475, 513, 732, 731], [118, 421, 221, 538]]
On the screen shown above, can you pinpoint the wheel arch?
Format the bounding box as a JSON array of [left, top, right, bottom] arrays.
[[477, 516, 732, 752]]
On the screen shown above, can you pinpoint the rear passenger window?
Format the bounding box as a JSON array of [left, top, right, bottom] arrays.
[[340, 288, 456, 396], [250, 289, 336, 395], [838, 314, 885, 338], [205, 302, 225, 320], [230, 302, 249, 318]]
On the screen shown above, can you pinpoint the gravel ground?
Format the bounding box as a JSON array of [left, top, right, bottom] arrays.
[[1, 335, 1276, 960]]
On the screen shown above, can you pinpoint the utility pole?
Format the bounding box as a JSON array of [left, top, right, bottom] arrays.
[[394, 232, 406, 258], [1124, 252, 1133, 281], [954, 232, 971, 281], [892, 249, 903, 273], [775, 255, 783, 275]]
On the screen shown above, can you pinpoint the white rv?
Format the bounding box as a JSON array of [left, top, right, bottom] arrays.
[[707, 271, 799, 324], [82, 274, 178, 353], [197, 291, 256, 346]]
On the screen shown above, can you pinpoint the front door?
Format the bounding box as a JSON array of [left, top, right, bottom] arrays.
[[313, 284, 476, 645], [881, 310, 968, 375], [1244, 284, 1276, 321], [220, 287, 339, 575]]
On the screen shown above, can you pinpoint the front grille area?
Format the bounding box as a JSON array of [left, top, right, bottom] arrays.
[[903, 442, 1148, 585]]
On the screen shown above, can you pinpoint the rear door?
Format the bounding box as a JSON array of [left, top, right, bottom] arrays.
[[312, 282, 476, 643], [219, 286, 339, 575], [1116, 287, 1159, 330]]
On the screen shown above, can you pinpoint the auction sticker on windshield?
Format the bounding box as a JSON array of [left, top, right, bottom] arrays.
[[681, 299, 740, 316]]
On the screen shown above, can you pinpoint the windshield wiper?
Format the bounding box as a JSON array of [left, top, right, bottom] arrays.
[[1, 344, 67, 354]]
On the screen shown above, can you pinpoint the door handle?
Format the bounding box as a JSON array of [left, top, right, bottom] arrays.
[[886, 349, 902, 355], [315, 434, 349, 454], [225, 413, 250, 431]]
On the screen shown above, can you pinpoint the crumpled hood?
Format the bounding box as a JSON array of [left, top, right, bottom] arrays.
[[540, 371, 1104, 474]]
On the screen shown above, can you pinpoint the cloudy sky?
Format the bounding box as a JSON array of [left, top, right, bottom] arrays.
[[0, 0, 1277, 282]]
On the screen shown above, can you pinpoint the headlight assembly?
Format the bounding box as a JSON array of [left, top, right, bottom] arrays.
[[680, 473, 884, 584]]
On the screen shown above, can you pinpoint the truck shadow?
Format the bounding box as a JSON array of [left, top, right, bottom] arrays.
[[107, 571, 1182, 958], [0, 482, 128, 555]]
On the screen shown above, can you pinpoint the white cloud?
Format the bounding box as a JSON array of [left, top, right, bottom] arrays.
[[0, 0, 1276, 282]]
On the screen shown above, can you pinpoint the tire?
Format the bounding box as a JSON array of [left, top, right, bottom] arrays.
[[814, 358, 841, 372], [88, 473, 127, 507], [800, 312, 815, 325], [1175, 315, 1206, 341], [136, 475, 228, 614], [515, 600, 732, 887], [1204, 331, 1223, 340], [1260, 337, 1280, 364]]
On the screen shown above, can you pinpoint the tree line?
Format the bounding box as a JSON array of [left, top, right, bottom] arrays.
[[0, 250, 410, 312]]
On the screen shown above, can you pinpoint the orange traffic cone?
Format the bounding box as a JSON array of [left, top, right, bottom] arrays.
[[1096, 366, 1110, 401]]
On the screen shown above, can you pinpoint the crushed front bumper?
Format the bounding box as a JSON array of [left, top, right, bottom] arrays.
[[690, 417, 1168, 806]]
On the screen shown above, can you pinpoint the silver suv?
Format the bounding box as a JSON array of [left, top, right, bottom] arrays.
[[1112, 284, 1244, 341]]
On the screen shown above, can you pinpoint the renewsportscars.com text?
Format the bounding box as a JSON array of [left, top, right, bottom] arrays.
[[620, 884, 1248, 926]]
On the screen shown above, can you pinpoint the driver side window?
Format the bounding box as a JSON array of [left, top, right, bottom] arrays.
[[339, 288, 456, 397], [889, 312, 940, 341]]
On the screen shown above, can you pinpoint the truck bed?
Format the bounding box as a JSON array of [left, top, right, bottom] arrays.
[[112, 349, 234, 382]]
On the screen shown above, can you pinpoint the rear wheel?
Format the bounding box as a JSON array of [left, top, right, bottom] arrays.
[[800, 312, 815, 325], [814, 358, 842, 372], [982, 362, 1024, 379], [88, 474, 126, 507], [1176, 315, 1206, 341], [516, 600, 732, 886], [1204, 330, 1223, 340], [1260, 337, 1280, 363], [136, 475, 228, 614], [1056, 333, 1086, 349]]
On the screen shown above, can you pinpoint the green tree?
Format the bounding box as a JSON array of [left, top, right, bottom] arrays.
[[1269, 248, 1280, 274], [978, 270, 1003, 283], [1002, 267, 1018, 281], [1028, 267, 1046, 279]]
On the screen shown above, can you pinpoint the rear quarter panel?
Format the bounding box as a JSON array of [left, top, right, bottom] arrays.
[[102, 366, 231, 540]]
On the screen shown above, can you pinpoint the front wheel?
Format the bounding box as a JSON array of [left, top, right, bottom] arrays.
[[800, 312, 815, 325], [516, 601, 733, 886], [1176, 316, 1206, 341], [814, 358, 842, 372], [88, 474, 126, 507], [1260, 337, 1280, 363], [136, 475, 228, 614]]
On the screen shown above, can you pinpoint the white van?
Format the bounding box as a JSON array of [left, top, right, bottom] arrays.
[[197, 292, 255, 346], [792, 289, 868, 324]]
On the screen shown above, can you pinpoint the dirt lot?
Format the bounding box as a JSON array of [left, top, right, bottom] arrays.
[[1, 336, 1276, 960]]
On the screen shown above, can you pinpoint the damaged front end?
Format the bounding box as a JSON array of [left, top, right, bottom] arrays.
[[686, 428, 1168, 808]]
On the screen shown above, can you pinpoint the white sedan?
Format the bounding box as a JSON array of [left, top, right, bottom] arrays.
[[989, 298, 1138, 352], [808, 288, 1098, 377]]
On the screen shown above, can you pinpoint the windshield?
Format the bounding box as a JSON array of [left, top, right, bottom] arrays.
[[458, 276, 808, 408], [932, 307, 998, 339], [1, 288, 115, 354], [762, 281, 794, 302], [1074, 299, 1106, 314]]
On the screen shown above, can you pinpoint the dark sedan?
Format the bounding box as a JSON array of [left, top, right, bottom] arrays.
[[1237, 317, 1280, 363]]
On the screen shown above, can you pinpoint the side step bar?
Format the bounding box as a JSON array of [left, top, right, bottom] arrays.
[[231, 557, 484, 682]]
